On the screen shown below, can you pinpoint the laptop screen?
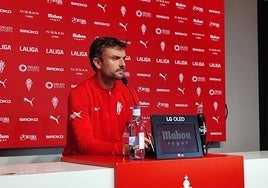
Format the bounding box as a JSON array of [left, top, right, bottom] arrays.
[[150, 114, 204, 159]]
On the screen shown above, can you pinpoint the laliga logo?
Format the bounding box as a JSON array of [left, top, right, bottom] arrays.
[[166, 116, 185, 122]]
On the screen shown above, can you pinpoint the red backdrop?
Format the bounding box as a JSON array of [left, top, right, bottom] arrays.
[[0, 0, 225, 148]]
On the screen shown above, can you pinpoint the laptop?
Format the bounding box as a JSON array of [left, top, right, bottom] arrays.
[[149, 114, 204, 159]]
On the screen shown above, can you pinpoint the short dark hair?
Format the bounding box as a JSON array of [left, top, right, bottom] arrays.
[[89, 37, 127, 71]]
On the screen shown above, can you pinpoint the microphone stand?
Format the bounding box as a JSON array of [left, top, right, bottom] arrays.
[[121, 77, 155, 157]]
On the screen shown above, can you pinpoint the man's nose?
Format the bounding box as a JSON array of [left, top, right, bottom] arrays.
[[120, 58, 126, 67]]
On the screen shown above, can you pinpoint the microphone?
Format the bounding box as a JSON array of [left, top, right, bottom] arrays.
[[121, 76, 128, 86], [121, 77, 137, 106], [121, 77, 155, 155]]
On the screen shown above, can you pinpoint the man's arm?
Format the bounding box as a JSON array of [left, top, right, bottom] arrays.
[[67, 90, 126, 155]]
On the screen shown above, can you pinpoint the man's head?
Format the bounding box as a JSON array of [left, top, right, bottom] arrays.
[[89, 37, 127, 72]]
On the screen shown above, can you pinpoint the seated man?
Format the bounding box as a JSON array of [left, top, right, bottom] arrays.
[[63, 36, 139, 156]]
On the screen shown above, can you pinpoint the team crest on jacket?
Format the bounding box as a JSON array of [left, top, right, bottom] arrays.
[[70, 111, 82, 119], [117, 102, 123, 115]]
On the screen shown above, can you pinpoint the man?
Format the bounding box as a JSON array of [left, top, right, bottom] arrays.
[[63, 37, 139, 156]]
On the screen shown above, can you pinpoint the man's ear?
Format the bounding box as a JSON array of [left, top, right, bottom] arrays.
[[93, 58, 102, 70]]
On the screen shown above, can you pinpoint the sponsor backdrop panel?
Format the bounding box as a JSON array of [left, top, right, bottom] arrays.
[[0, 0, 225, 148]]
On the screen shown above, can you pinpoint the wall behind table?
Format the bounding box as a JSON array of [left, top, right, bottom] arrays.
[[211, 0, 259, 153], [0, 0, 225, 152]]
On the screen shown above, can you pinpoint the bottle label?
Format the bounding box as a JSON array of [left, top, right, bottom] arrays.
[[129, 136, 136, 146], [139, 132, 145, 149], [133, 108, 141, 116], [129, 134, 144, 149]]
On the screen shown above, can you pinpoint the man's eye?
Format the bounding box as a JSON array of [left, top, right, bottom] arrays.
[[112, 56, 120, 61]]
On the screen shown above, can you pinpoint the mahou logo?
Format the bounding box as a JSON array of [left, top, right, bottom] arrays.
[[48, 13, 62, 22], [0, 134, 9, 142], [72, 33, 86, 41]]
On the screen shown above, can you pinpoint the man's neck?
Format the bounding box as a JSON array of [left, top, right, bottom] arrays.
[[96, 74, 115, 89]]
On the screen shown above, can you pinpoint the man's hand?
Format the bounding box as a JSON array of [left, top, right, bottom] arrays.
[[123, 143, 129, 156], [123, 137, 150, 156]]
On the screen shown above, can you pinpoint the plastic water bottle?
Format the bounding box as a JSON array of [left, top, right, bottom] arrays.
[[129, 106, 145, 160]]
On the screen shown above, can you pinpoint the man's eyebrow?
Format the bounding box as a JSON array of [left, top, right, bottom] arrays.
[[110, 55, 126, 59]]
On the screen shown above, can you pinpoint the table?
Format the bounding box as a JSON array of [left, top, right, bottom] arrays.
[[62, 153, 244, 188]]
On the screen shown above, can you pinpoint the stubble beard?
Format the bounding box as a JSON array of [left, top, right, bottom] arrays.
[[114, 69, 125, 80]]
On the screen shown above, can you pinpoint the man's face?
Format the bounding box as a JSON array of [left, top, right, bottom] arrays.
[[98, 46, 127, 80]]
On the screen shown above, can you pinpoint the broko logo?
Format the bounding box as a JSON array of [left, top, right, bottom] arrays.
[[46, 135, 64, 139], [19, 117, 38, 122], [0, 99, 11, 104], [0, 9, 12, 14], [71, 2, 88, 7]]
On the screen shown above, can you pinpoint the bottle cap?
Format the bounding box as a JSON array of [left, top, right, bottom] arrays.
[[132, 106, 141, 116], [197, 103, 203, 114]]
